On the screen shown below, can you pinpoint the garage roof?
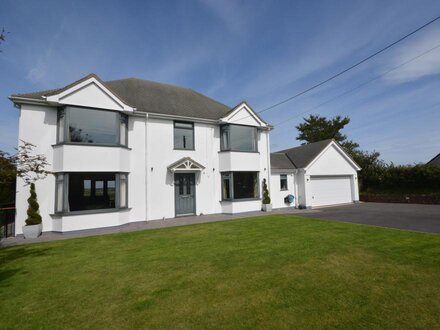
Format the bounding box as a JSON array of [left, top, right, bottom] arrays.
[[270, 153, 297, 169], [427, 153, 440, 166], [274, 139, 333, 169]]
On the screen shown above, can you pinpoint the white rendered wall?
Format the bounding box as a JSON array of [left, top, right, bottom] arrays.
[[14, 102, 270, 233], [146, 119, 270, 220], [14, 104, 148, 234], [146, 119, 222, 220], [270, 171, 296, 209], [15, 104, 57, 234], [307, 145, 358, 176]]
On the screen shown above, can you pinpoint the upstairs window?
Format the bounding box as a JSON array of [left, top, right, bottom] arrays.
[[280, 174, 288, 190], [220, 124, 257, 152], [174, 121, 194, 150], [57, 106, 128, 147]]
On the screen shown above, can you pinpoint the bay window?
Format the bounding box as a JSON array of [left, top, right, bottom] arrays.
[[55, 172, 128, 213], [220, 124, 257, 152], [57, 106, 128, 146], [221, 172, 259, 200]]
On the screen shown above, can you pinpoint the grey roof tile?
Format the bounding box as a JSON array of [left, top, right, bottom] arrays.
[[11, 74, 233, 120]]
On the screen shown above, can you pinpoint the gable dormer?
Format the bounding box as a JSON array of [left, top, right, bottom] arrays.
[[45, 74, 135, 112], [219, 101, 269, 128]]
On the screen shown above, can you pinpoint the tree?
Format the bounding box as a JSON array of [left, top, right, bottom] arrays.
[[295, 114, 382, 190], [25, 183, 42, 225], [0, 150, 17, 206], [0, 141, 51, 206], [262, 178, 271, 204]]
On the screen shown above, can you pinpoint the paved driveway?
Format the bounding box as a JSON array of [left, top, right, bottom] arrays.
[[299, 202, 440, 234]]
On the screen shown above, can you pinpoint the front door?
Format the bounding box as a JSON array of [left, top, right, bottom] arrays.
[[174, 173, 196, 216]]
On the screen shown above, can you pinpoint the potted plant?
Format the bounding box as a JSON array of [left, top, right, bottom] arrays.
[[22, 183, 42, 238], [12, 141, 50, 238], [261, 178, 272, 212]]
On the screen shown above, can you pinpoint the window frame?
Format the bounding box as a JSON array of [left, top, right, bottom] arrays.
[[173, 121, 195, 150], [56, 106, 129, 147], [220, 124, 258, 153], [280, 174, 288, 191], [221, 171, 260, 201], [54, 172, 129, 215]]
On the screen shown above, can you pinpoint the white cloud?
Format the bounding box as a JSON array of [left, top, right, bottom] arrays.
[[383, 28, 440, 83]]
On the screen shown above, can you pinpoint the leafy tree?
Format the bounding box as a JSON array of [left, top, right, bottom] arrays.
[[25, 183, 42, 225], [296, 114, 359, 150], [295, 114, 382, 190], [0, 150, 16, 206], [0, 141, 51, 207]]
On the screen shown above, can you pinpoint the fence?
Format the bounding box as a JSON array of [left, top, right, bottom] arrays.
[[0, 207, 15, 238]]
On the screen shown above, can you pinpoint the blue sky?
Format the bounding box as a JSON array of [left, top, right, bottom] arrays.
[[1, 0, 440, 164]]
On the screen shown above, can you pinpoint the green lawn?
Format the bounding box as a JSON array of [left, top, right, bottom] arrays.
[[1, 215, 439, 329]]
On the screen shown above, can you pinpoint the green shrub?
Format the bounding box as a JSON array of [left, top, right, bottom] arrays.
[[262, 179, 271, 204], [25, 183, 42, 226], [361, 164, 440, 194]]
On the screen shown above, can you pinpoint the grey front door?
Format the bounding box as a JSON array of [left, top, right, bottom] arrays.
[[175, 173, 196, 216]]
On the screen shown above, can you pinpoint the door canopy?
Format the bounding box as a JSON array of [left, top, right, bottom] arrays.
[[167, 157, 205, 172]]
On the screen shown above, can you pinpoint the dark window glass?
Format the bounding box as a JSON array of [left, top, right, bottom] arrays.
[[220, 125, 257, 152], [174, 121, 194, 149], [220, 125, 230, 150], [280, 174, 288, 190], [68, 173, 116, 211], [233, 172, 259, 199], [95, 181, 104, 196], [56, 173, 127, 213], [62, 107, 128, 146], [83, 180, 91, 196], [221, 173, 231, 200]]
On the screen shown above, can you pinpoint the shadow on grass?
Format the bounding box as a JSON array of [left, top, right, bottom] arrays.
[[0, 245, 53, 285]]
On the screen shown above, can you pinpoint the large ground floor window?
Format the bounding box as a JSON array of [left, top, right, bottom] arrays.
[[221, 171, 259, 200], [55, 172, 128, 213]]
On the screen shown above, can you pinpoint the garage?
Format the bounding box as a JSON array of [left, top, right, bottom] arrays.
[[310, 175, 354, 207], [271, 139, 361, 208]]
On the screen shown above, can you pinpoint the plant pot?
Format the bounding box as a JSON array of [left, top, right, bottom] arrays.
[[262, 204, 272, 212], [22, 224, 42, 239]]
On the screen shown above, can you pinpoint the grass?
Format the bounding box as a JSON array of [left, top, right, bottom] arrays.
[[1, 215, 439, 329]]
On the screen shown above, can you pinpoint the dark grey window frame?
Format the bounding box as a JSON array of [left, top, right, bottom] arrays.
[[173, 121, 195, 150], [56, 106, 128, 147], [54, 172, 129, 215], [221, 171, 260, 201], [220, 124, 258, 152], [280, 174, 288, 191]]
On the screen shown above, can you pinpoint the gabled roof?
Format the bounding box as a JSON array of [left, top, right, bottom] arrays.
[[10, 74, 233, 120], [427, 153, 440, 166], [220, 101, 270, 127], [278, 139, 334, 169], [272, 139, 360, 170], [270, 153, 297, 169]]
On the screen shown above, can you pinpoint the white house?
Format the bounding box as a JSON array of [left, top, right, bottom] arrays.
[[9, 73, 359, 235], [270, 139, 361, 209], [10, 73, 272, 234]]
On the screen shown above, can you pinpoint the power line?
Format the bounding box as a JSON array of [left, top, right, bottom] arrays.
[[270, 42, 440, 129], [256, 14, 440, 115]]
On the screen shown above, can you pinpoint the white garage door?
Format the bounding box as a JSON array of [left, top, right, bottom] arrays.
[[310, 176, 353, 207]]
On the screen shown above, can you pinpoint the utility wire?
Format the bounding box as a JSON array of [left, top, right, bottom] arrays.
[[270, 42, 440, 129], [256, 14, 440, 115]]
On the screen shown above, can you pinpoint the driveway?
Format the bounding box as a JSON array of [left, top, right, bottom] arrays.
[[299, 202, 440, 234]]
